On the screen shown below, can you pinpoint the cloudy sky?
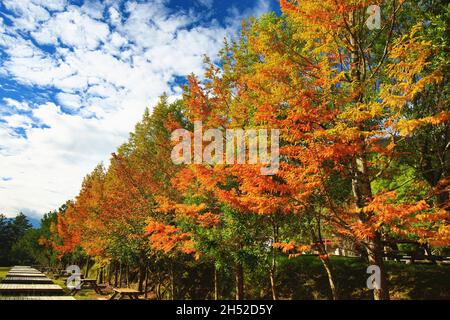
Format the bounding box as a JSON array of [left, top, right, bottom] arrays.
[[0, 0, 278, 219]]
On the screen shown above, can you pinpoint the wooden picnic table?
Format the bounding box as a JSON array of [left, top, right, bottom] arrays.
[[109, 288, 141, 300], [69, 278, 106, 295], [0, 284, 64, 295], [2, 277, 54, 284], [81, 279, 101, 293]]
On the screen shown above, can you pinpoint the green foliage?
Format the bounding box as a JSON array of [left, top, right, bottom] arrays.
[[371, 162, 429, 201], [0, 213, 33, 265], [0, 211, 63, 266], [10, 229, 42, 264]]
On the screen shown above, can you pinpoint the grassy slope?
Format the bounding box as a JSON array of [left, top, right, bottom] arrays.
[[274, 256, 450, 300]]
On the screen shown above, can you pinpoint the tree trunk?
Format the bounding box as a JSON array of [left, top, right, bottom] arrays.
[[269, 268, 277, 300], [423, 244, 437, 264], [144, 265, 149, 299], [310, 211, 339, 300], [138, 263, 146, 292], [85, 258, 90, 278], [170, 262, 175, 300], [235, 262, 244, 300], [352, 154, 390, 300], [114, 263, 119, 287], [347, 8, 390, 301], [214, 265, 219, 300], [320, 256, 339, 300], [270, 219, 279, 300], [269, 243, 278, 300], [367, 232, 390, 300], [118, 262, 123, 287], [107, 266, 110, 283], [156, 280, 162, 300], [126, 263, 129, 288]]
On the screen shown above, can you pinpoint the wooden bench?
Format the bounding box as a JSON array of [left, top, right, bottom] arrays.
[[10, 266, 32, 269], [109, 288, 141, 300], [7, 271, 44, 275], [10, 268, 40, 272], [6, 273, 47, 278], [9, 268, 41, 272], [0, 284, 64, 295], [12, 266, 31, 267], [384, 250, 449, 264], [2, 277, 54, 284], [8, 268, 43, 273], [10, 269, 38, 273]]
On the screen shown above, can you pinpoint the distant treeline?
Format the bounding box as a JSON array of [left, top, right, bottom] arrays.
[[0, 212, 58, 266]]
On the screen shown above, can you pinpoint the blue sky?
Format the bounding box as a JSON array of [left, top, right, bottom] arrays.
[[0, 0, 279, 219]]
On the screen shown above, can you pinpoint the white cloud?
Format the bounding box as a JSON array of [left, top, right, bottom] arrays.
[[196, 0, 214, 9], [2, 114, 33, 128], [0, 0, 273, 218], [32, 0, 67, 12], [2, 0, 51, 31], [3, 98, 30, 111], [108, 7, 121, 26], [80, 0, 105, 20], [32, 7, 110, 50], [56, 92, 82, 111], [110, 32, 127, 48]]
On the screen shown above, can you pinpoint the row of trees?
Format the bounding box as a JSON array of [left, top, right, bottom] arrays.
[[33, 0, 449, 300]]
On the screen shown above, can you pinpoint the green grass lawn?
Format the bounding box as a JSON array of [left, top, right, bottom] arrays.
[[0, 267, 10, 282]]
